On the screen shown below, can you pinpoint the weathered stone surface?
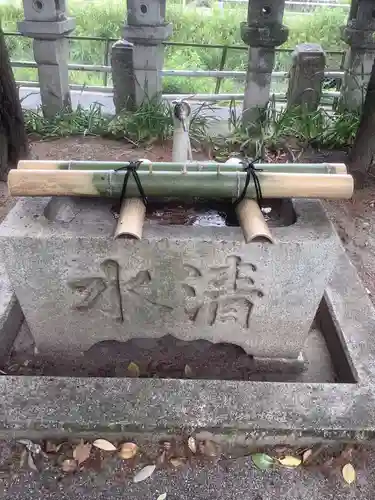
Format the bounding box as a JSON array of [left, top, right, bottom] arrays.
[[0, 197, 339, 360], [17, 18, 75, 38], [111, 40, 136, 113], [340, 0, 375, 110], [131, 44, 165, 105], [0, 247, 374, 442], [123, 0, 171, 106], [0, 262, 23, 363], [127, 0, 166, 26], [21, 0, 68, 22], [340, 47, 375, 110], [242, 47, 276, 125], [32, 38, 71, 115], [17, 0, 75, 117], [240, 0, 288, 126], [287, 43, 326, 111]]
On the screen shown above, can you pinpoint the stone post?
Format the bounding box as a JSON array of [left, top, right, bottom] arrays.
[[111, 40, 136, 113], [340, 0, 375, 111], [240, 0, 288, 126], [123, 0, 172, 106], [287, 43, 326, 111], [18, 0, 75, 117]]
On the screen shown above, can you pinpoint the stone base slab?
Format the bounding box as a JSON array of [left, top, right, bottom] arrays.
[[0, 263, 23, 364], [0, 249, 374, 443]]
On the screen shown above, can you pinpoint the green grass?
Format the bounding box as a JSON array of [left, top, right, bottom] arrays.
[[1, 1, 348, 94], [23, 97, 212, 146], [212, 99, 360, 160], [23, 96, 360, 157]]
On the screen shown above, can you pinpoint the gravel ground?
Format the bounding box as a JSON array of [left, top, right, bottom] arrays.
[[0, 440, 372, 500]]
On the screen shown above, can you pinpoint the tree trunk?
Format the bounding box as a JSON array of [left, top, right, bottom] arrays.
[[348, 55, 375, 188], [0, 26, 28, 181]]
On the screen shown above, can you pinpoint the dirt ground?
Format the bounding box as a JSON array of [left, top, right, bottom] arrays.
[[2, 136, 373, 303], [0, 439, 372, 500]]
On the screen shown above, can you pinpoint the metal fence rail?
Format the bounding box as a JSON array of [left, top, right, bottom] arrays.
[[4, 31, 347, 99]]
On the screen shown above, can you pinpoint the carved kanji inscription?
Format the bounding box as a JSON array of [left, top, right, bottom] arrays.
[[182, 255, 263, 327], [68, 259, 172, 322]]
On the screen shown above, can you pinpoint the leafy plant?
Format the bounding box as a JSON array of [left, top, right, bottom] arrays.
[[22, 98, 211, 146], [23, 103, 109, 138], [211, 98, 361, 161]]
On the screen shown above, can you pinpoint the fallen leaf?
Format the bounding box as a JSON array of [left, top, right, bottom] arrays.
[[170, 458, 186, 468], [119, 442, 138, 460], [62, 459, 78, 473], [302, 449, 313, 463], [188, 436, 196, 454], [278, 456, 302, 468], [93, 439, 117, 451], [73, 440, 92, 465], [133, 464, 156, 483], [251, 453, 274, 470], [27, 452, 38, 472], [17, 439, 42, 455], [184, 364, 193, 377], [342, 463, 356, 485], [156, 494, 167, 500], [127, 362, 140, 377]]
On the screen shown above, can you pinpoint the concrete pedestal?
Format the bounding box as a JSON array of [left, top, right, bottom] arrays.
[[33, 37, 71, 115], [340, 1, 375, 110], [240, 0, 288, 126], [111, 40, 136, 113], [287, 43, 326, 111], [122, 0, 172, 106], [0, 198, 339, 362], [340, 44, 375, 110], [18, 0, 75, 117]]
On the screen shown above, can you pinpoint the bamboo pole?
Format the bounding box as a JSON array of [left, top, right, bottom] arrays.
[[114, 198, 146, 240], [8, 169, 354, 200], [17, 160, 348, 175], [236, 200, 274, 244], [227, 158, 273, 243], [114, 158, 150, 240]]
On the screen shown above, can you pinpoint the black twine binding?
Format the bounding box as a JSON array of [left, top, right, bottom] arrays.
[[233, 157, 263, 208], [115, 160, 148, 207]]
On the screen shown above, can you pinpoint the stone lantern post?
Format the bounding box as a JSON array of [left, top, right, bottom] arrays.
[[240, 0, 288, 126], [18, 0, 75, 117], [340, 0, 375, 110], [123, 0, 172, 106]]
